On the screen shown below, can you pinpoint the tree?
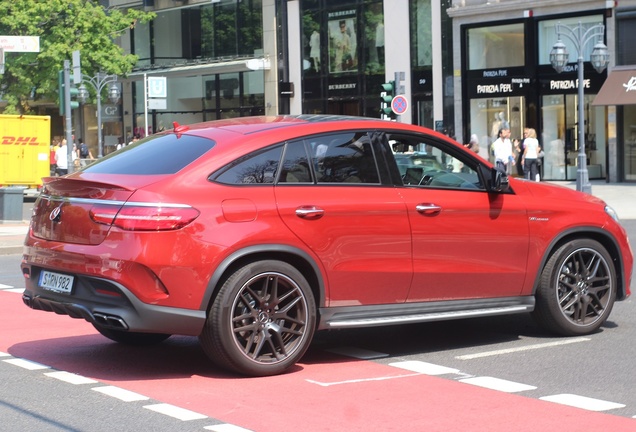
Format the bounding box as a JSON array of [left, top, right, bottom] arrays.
[[0, 0, 155, 114]]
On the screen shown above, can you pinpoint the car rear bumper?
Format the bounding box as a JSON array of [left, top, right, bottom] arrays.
[[21, 268, 206, 336]]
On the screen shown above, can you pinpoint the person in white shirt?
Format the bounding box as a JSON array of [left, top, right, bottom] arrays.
[[492, 126, 514, 174], [54, 139, 69, 176], [521, 127, 541, 181]]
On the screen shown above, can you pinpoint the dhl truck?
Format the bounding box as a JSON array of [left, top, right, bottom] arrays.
[[0, 114, 51, 190]]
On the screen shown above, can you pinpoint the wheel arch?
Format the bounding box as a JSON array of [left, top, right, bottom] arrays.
[[533, 227, 628, 300], [199, 244, 326, 313]]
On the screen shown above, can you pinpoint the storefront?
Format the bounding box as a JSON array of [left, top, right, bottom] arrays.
[[593, 67, 636, 182], [459, 12, 609, 181]]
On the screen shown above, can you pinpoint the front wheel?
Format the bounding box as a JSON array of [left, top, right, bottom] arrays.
[[533, 239, 616, 336], [199, 260, 316, 376]]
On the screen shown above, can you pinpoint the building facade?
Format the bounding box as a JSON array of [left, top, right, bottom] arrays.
[[449, 0, 636, 182], [89, 0, 636, 181]]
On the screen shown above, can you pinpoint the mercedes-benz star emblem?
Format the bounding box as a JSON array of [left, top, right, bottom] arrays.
[[49, 205, 62, 222]]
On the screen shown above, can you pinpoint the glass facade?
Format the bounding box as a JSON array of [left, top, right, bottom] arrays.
[[129, 1, 264, 136], [463, 13, 607, 181], [616, 9, 636, 181]]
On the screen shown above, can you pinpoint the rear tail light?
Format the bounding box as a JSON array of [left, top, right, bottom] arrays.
[[90, 205, 199, 231]]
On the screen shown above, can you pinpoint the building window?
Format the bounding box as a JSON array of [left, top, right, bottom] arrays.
[[467, 23, 524, 70], [537, 15, 603, 66]]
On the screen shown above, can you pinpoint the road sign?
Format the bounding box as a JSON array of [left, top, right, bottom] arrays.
[[391, 95, 409, 115], [147, 76, 167, 98], [0, 36, 40, 52]]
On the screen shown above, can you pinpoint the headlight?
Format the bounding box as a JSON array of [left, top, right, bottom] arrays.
[[605, 205, 619, 222]]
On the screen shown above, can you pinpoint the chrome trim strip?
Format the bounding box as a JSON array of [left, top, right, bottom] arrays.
[[39, 194, 192, 208], [326, 305, 532, 328]]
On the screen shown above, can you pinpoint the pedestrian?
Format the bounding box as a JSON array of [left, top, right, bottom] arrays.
[[78, 138, 94, 167], [465, 133, 480, 154], [54, 139, 69, 176], [522, 127, 541, 181], [492, 125, 514, 174], [514, 133, 526, 176]]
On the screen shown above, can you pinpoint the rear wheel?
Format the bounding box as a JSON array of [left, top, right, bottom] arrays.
[[92, 324, 171, 345], [199, 260, 316, 376], [533, 239, 616, 335]]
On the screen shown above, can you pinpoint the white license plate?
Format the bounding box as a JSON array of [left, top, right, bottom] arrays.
[[39, 271, 74, 294]]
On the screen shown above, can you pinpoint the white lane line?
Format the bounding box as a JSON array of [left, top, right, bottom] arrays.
[[0, 283, 12, 289], [44, 371, 98, 385], [325, 347, 389, 360], [540, 394, 626, 411], [389, 360, 460, 376], [143, 403, 207, 421], [92, 386, 149, 402], [3, 358, 50, 370], [0, 351, 10, 357], [455, 337, 591, 360], [204, 425, 254, 432], [307, 372, 423, 387], [459, 376, 537, 393]]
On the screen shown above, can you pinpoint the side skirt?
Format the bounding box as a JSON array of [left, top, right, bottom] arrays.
[[317, 296, 535, 330]]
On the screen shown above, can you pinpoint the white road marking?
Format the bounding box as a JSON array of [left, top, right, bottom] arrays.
[[389, 360, 460, 375], [92, 386, 149, 402], [455, 337, 591, 360], [44, 371, 98, 385], [3, 358, 49, 370], [307, 372, 423, 387], [0, 283, 12, 289], [204, 425, 254, 432], [325, 346, 389, 359], [143, 403, 207, 421], [4, 288, 24, 293], [540, 394, 626, 411], [0, 351, 10, 357], [459, 376, 537, 393]]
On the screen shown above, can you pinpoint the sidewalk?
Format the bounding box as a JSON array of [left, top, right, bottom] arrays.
[[0, 180, 633, 255]]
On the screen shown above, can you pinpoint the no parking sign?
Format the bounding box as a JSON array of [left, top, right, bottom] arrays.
[[391, 95, 409, 115]]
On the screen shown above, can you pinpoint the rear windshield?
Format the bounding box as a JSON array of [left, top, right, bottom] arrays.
[[82, 134, 215, 175]]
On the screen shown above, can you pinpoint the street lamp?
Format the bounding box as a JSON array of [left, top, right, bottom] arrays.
[[550, 22, 609, 194], [77, 73, 121, 158]]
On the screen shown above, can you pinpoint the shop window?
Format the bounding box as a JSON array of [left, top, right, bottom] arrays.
[[537, 15, 603, 66], [467, 23, 524, 70]]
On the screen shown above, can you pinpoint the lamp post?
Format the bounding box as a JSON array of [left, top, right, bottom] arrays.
[[77, 73, 120, 158], [550, 22, 609, 194]]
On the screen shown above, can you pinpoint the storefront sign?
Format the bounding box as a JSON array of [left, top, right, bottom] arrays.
[[468, 77, 531, 98], [549, 79, 591, 90]]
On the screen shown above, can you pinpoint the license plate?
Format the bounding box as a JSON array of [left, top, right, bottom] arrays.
[[39, 271, 74, 294]]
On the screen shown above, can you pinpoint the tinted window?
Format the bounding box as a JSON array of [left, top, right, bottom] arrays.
[[279, 140, 312, 183], [214, 145, 282, 185], [83, 134, 215, 175], [313, 132, 380, 184]]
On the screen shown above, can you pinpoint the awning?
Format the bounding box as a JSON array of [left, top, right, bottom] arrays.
[[592, 68, 636, 106], [125, 57, 270, 79]]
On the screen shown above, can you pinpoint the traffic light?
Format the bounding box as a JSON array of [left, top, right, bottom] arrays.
[[380, 80, 396, 117], [58, 69, 80, 115]]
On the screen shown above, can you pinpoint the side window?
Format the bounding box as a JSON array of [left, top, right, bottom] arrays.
[[391, 136, 484, 190], [212, 145, 282, 185], [312, 132, 380, 184], [278, 140, 312, 183]]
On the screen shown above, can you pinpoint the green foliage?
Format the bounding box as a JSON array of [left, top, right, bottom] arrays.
[[0, 0, 154, 114]]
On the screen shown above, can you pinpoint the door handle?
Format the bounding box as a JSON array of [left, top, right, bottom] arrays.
[[416, 203, 442, 216], [295, 206, 325, 220]]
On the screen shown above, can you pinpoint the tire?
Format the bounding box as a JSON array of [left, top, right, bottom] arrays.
[[533, 239, 616, 336], [92, 324, 171, 346], [199, 260, 316, 377]]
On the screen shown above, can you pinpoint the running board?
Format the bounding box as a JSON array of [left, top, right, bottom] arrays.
[[318, 297, 535, 330]]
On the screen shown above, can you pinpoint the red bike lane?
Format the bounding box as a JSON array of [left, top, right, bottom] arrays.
[[2, 291, 635, 432]]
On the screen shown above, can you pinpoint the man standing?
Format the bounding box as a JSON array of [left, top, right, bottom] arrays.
[[492, 125, 514, 174], [54, 139, 69, 176]]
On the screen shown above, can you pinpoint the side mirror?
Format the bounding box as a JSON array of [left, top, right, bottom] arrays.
[[491, 168, 510, 192]]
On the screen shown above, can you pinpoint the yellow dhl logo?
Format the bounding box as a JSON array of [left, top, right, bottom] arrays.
[[1, 136, 42, 145]]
